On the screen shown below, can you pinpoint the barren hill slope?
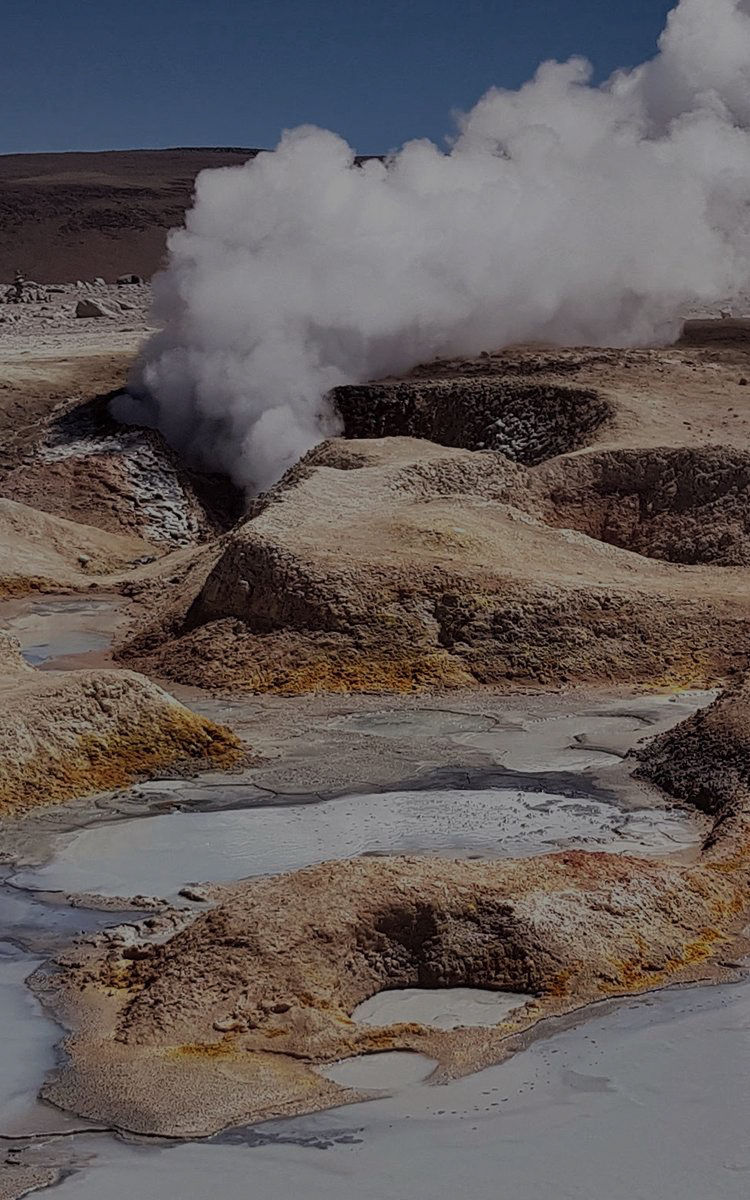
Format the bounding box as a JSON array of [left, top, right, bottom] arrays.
[[0, 148, 258, 282]]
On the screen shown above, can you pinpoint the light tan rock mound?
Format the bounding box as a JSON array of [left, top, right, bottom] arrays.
[[0, 497, 153, 597], [42, 837, 749, 1136], [120, 436, 750, 694], [0, 631, 243, 815]]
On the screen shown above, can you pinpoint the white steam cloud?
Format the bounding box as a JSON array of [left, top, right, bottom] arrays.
[[121, 0, 750, 492]]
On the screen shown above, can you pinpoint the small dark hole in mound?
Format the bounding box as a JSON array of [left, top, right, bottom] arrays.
[[356, 900, 544, 994], [333, 379, 613, 466]]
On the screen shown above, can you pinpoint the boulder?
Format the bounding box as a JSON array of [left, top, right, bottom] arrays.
[[75, 298, 116, 319]]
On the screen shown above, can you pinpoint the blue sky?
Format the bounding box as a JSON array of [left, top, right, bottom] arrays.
[[3, 0, 676, 155]]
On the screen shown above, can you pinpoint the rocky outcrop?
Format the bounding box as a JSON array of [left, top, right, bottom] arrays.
[[0, 631, 243, 815], [636, 676, 750, 846], [75, 298, 117, 319], [120, 437, 750, 694], [0, 393, 243, 549]]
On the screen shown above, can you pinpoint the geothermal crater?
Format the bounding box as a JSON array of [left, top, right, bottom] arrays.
[[333, 377, 614, 464]]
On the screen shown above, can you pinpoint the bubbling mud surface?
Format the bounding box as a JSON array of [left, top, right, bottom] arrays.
[[10, 786, 699, 899]]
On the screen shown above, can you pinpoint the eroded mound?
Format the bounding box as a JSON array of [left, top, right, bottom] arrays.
[[119, 437, 750, 694], [333, 378, 613, 465], [0, 497, 154, 598], [0, 631, 243, 815], [537, 447, 750, 565], [636, 678, 750, 845], [42, 828, 749, 1135]]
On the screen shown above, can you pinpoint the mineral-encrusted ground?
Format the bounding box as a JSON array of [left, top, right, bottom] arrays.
[[3, 318, 750, 1159]]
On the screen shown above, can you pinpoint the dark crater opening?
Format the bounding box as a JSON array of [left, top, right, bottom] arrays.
[[538, 447, 750, 565], [356, 899, 547, 994], [333, 379, 613, 466]]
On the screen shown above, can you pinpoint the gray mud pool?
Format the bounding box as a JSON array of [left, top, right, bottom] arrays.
[[0, 595, 123, 668], [15, 981, 750, 1200], [11, 785, 698, 898], [0, 942, 95, 1138]]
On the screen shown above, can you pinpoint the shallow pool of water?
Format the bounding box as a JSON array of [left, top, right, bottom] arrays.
[[0, 943, 89, 1137], [0, 596, 122, 668], [318, 1051, 438, 1090], [22, 981, 750, 1199], [11, 787, 698, 898], [352, 987, 528, 1030]]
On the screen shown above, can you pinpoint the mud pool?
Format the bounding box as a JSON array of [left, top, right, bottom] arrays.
[[352, 986, 528, 1029], [10, 786, 699, 899], [10, 982, 750, 1199], [0, 595, 123, 669], [0, 943, 96, 1139]]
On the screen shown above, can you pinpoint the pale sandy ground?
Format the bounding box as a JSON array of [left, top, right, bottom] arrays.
[[0, 282, 153, 354]]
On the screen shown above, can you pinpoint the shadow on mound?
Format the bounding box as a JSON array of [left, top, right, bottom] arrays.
[[359, 899, 545, 993], [333, 379, 613, 466], [538, 447, 750, 565]]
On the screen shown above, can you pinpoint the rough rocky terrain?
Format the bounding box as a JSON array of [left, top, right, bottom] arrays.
[[0, 631, 243, 817], [2, 288, 750, 1175], [84, 335, 750, 695]]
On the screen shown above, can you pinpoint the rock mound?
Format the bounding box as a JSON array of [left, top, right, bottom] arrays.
[[333, 378, 613, 465], [636, 677, 750, 846], [120, 437, 750, 694], [0, 392, 243, 548], [0, 497, 153, 597], [75, 297, 118, 319], [42, 838, 749, 1135], [0, 630, 243, 815]]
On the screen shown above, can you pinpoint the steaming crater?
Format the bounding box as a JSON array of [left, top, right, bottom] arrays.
[[120, 0, 750, 492], [537, 448, 750, 566]]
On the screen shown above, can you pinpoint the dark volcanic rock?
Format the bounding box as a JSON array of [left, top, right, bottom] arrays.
[[333, 378, 613, 465]]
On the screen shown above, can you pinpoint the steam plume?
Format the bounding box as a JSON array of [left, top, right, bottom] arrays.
[[119, 0, 750, 491]]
